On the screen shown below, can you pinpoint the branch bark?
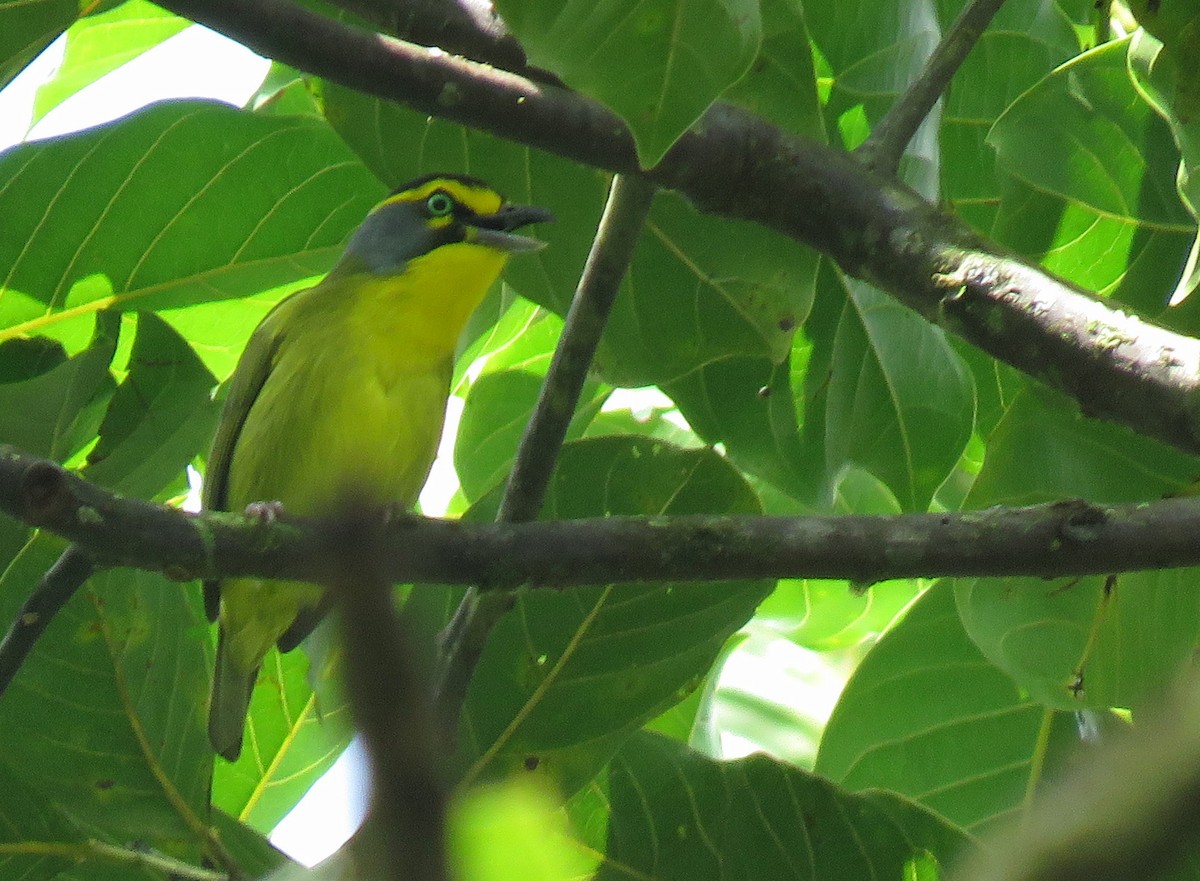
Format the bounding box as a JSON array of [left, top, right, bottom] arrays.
[[153, 0, 1200, 456], [5, 447, 1200, 587]]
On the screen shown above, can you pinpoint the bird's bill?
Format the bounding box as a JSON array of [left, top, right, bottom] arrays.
[[465, 204, 553, 253]]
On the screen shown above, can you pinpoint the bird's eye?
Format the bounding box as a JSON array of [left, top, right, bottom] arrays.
[[426, 192, 455, 217]]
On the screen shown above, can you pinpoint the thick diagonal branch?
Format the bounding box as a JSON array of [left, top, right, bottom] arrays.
[[154, 0, 1200, 455]]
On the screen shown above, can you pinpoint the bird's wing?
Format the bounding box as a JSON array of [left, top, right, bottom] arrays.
[[201, 302, 291, 622]]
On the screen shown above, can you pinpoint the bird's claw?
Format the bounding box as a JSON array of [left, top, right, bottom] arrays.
[[245, 500, 286, 524]]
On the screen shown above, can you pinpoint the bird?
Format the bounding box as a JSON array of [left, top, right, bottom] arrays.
[[203, 173, 552, 761]]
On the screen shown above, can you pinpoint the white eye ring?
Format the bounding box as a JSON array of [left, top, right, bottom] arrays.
[[426, 192, 455, 217]]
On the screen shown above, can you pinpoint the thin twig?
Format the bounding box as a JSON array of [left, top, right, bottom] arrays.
[[433, 174, 658, 737], [0, 839, 228, 880], [857, 0, 1009, 175], [0, 545, 93, 697]]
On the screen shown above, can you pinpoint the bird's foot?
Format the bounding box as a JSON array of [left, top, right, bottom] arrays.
[[245, 500, 286, 524]]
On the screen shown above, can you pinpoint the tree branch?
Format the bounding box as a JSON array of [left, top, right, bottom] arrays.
[[433, 174, 657, 734], [6, 447, 1200, 587], [153, 0, 1200, 456], [320, 0, 530, 74], [326, 504, 449, 881], [857, 0, 1009, 175], [0, 546, 93, 695]]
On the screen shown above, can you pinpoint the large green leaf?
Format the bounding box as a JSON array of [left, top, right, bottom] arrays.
[[988, 30, 1196, 315], [82, 312, 218, 499], [455, 368, 607, 503], [1129, 30, 1200, 305], [452, 304, 610, 502], [494, 0, 761, 166], [211, 627, 352, 834], [665, 354, 810, 501], [0, 99, 379, 376], [572, 730, 971, 880], [0, 534, 211, 852], [31, 1, 190, 124], [806, 0, 940, 192], [939, 0, 1081, 230], [817, 581, 1080, 835], [599, 191, 816, 387], [825, 281, 975, 511], [406, 437, 772, 796], [0, 311, 117, 461], [956, 388, 1200, 709], [719, 0, 826, 141], [0, 0, 77, 93], [0, 758, 88, 880]]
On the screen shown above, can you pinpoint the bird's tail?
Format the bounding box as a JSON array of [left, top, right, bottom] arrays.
[[208, 631, 256, 762]]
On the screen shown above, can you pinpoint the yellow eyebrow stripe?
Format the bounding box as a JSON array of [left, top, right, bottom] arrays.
[[376, 178, 503, 216]]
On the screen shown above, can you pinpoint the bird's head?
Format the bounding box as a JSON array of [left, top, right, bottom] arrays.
[[335, 173, 553, 277]]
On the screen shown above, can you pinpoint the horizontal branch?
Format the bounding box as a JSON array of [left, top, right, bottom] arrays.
[[155, 0, 1200, 455], [3, 447, 1199, 587]]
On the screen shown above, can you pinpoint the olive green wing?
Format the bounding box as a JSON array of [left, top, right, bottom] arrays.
[[202, 305, 290, 622]]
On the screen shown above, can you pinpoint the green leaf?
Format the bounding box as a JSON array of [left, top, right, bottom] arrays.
[[211, 628, 352, 834], [209, 808, 294, 878], [756, 577, 917, 650], [1129, 30, 1200, 304], [599, 191, 817, 387], [816, 581, 1080, 835], [0, 100, 379, 376], [0, 757, 87, 880], [0, 311, 117, 460], [806, 0, 939, 187], [453, 304, 611, 501], [969, 387, 1200, 506], [956, 388, 1200, 709], [991, 174, 1194, 314], [406, 437, 772, 794], [940, 0, 1081, 230], [31, 1, 190, 124], [494, 0, 762, 166], [455, 369, 607, 503], [450, 782, 597, 881], [989, 35, 1198, 313], [0, 0, 76, 93], [0, 535, 211, 851], [989, 38, 1193, 227], [665, 354, 811, 500], [83, 312, 218, 499], [574, 730, 971, 880], [825, 281, 975, 511], [719, 0, 826, 141]]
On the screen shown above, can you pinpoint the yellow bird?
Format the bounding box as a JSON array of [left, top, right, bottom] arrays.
[[204, 174, 551, 761]]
